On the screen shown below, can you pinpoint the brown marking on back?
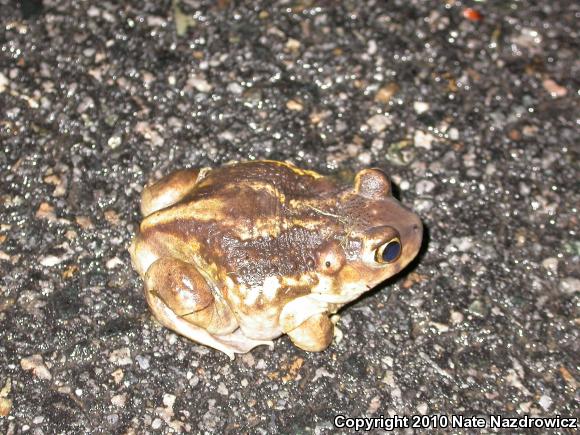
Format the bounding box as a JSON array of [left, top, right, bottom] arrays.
[[193, 161, 340, 200], [216, 226, 326, 287]]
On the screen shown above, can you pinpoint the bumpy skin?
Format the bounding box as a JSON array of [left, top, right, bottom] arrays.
[[129, 160, 423, 359]]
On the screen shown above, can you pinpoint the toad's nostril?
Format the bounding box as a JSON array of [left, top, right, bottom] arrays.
[[412, 224, 419, 232]]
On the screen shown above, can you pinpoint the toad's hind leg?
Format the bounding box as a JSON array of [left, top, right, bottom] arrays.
[[140, 169, 202, 216], [144, 258, 273, 359]]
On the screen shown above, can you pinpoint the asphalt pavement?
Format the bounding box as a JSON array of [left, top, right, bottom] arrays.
[[0, 0, 578, 433]]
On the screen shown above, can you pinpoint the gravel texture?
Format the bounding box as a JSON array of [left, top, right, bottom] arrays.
[[1, 0, 578, 433]]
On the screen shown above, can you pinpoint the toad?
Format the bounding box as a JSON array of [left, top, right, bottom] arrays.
[[130, 160, 422, 359]]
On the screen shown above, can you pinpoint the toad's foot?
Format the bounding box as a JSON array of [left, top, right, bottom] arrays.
[[210, 329, 274, 359]]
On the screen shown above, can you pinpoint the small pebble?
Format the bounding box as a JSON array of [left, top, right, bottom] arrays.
[[429, 321, 449, 332], [541, 257, 558, 273], [111, 368, 124, 384], [448, 127, 459, 140], [346, 143, 361, 157], [357, 151, 372, 165], [0, 398, 12, 417], [286, 100, 303, 111], [374, 83, 399, 103], [108, 135, 122, 149], [413, 101, 430, 114], [111, 394, 127, 407], [413, 198, 433, 213], [450, 311, 464, 325], [367, 396, 381, 414], [391, 387, 402, 400], [367, 114, 391, 133], [513, 27, 542, 49], [152, 418, 163, 429], [416, 403, 429, 415], [147, 16, 166, 27], [20, 355, 52, 380], [0, 73, 8, 93], [519, 182, 531, 196], [371, 138, 384, 151], [414, 130, 435, 149], [187, 75, 212, 93], [382, 356, 394, 367], [106, 257, 124, 269], [217, 383, 228, 395], [109, 348, 132, 366], [312, 368, 334, 382], [286, 38, 301, 51], [136, 355, 150, 370], [163, 393, 176, 408], [39, 255, 65, 267], [104, 210, 121, 226], [227, 82, 244, 95], [542, 79, 567, 97], [82, 47, 95, 58], [382, 370, 395, 387], [241, 353, 255, 367], [35, 203, 57, 221], [538, 395, 552, 411], [87, 6, 100, 17], [559, 277, 579, 294], [416, 180, 435, 195], [468, 300, 489, 318], [449, 236, 474, 252]]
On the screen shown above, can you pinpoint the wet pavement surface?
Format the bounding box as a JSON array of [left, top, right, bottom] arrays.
[[1, 0, 578, 433]]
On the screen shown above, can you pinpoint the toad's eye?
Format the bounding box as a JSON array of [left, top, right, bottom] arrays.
[[375, 238, 401, 264]]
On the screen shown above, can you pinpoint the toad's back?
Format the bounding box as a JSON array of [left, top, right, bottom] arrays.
[[191, 160, 338, 200], [138, 161, 342, 286], [141, 161, 338, 233]]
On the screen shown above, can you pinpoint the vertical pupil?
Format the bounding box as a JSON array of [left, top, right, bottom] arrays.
[[382, 241, 401, 262]]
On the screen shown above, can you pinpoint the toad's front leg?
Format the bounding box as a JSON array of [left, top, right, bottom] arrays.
[[144, 258, 271, 359], [280, 297, 334, 352]]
